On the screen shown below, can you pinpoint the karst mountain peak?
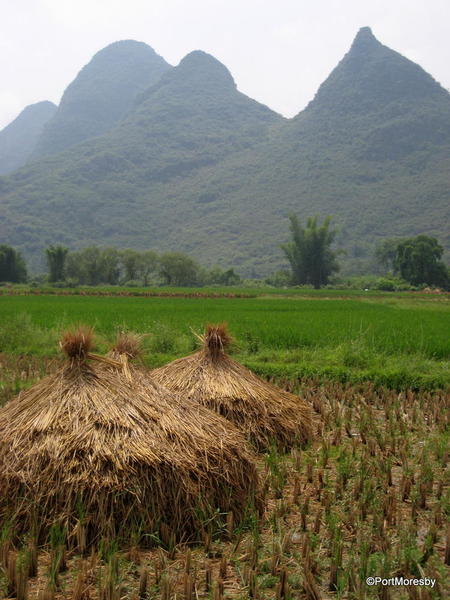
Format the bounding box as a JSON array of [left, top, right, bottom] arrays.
[[306, 26, 448, 116], [177, 50, 236, 87], [30, 39, 172, 159], [1, 28, 449, 276]]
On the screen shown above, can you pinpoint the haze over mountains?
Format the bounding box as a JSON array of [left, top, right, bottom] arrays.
[[0, 101, 56, 175], [1, 27, 449, 276], [31, 41, 171, 159]]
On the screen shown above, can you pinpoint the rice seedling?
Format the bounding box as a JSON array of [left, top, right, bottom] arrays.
[[48, 524, 67, 590]]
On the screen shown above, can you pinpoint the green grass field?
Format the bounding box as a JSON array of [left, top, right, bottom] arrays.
[[1, 289, 449, 390]]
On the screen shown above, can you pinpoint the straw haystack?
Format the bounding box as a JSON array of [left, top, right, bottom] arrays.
[[0, 328, 260, 546], [151, 324, 314, 451]]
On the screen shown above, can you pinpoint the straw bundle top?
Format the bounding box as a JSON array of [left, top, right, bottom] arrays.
[[152, 323, 314, 451], [0, 327, 260, 545]]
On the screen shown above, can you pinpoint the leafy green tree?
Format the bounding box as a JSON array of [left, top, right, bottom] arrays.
[[281, 215, 340, 288], [265, 270, 291, 288], [45, 245, 68, 282], [100, 248, 121, 284], [119, 249, 158, 285], [136, 250, 159, 286], [65, 246, 120, 285], [375, 238, 403, 272], [79, 247, 102, 285], [159, 252, 200, 286], [203, 266, 241, 286], [393, 235, 449, 288], [220, 268, 240, 286], [120, 249, 141, 282], [0, 245, 27, 282]]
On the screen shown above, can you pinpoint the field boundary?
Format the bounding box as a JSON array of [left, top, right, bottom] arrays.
[[0, 288, 257, 299]]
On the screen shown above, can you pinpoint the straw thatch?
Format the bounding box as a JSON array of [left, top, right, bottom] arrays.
[[0, 329, 260, 546], [151, 324, 314, 451]]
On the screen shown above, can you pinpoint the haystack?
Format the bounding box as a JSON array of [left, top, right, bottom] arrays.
[[151, 324, 314, 451], [0, 328, 260, 546]]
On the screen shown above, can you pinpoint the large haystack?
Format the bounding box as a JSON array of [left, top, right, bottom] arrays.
[[0, 328, 260, 546], [151, 324, 314, 451]]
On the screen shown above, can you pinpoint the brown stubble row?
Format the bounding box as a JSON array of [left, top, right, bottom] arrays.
[[0, 372, 448, 599]]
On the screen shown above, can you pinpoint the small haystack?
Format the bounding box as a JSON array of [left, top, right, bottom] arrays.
[[0, 328, 260, 546], [151, 324, 314, 451]]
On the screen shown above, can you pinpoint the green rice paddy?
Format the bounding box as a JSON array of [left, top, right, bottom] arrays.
[[1, 290, 449, 389]]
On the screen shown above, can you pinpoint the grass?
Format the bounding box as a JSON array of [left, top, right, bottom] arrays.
[[0, 290, 449, 391]]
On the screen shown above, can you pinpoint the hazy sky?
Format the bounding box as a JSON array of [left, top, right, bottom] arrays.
[[1, 0, 449, 129]]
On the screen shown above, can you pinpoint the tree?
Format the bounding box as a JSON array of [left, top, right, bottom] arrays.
[[393, 235, 449, 288], [281, 215, 340, 288], [120, 249, 141, 282], [159, 252, 200, 286], [99, 248, 120, 284], [65, 246, 120, 285], [0, 245, 27, 282], [203, 266, 241, 286], [45, 245, 68, 282], [375, 238, 403, 272], [136, 250, 158, 286], [221, 268, 240, 286], [265, 270, 291, 288]]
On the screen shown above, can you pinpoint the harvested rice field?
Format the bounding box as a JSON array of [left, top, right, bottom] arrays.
[[0, 289, 449, 598]]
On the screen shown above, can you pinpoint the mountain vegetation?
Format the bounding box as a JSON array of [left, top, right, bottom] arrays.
[[0, 28, 449, 276], [30, 40, 171, 159], [0, 101, 56, 175]]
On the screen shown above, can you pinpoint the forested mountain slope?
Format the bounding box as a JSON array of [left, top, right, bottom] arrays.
[[30, 40, 171, 159], [0, 101, 56, 175], [1, 28, 449, 275]]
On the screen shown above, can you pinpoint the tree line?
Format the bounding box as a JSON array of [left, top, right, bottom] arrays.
[[1, 217, 448, 289], [45, 246, 241, 287], [375, 235, 449, 288], [0, 245, 240, 287], [280, 215, 449, 289]]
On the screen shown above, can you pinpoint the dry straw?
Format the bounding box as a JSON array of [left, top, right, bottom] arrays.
[[0, 328, 260, 547], [151, 324, 313, 451]]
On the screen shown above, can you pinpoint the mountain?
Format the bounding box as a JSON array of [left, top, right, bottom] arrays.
[[1, 29, 449, 276], [156, 25, 450, 274], [30, 40, 171, 159], [67, 50, 282, 182], [211, 25, 450, 273], [0, 49, 282, 269], [0, 101, 57, 175]]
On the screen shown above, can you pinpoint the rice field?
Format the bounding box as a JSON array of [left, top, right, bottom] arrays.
[[0, 381, 448, 599], [0, 290, 449, 390], [0, 289, 449, 598]]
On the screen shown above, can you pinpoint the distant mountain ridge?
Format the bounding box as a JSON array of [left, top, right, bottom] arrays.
[[311, 27, 447, 114], [30, 40, 172, 159], [0, 28, 449, 276], [0, 101, 57, 175]]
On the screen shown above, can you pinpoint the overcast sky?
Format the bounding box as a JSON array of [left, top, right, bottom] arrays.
[[1, 0, 449, 129]]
